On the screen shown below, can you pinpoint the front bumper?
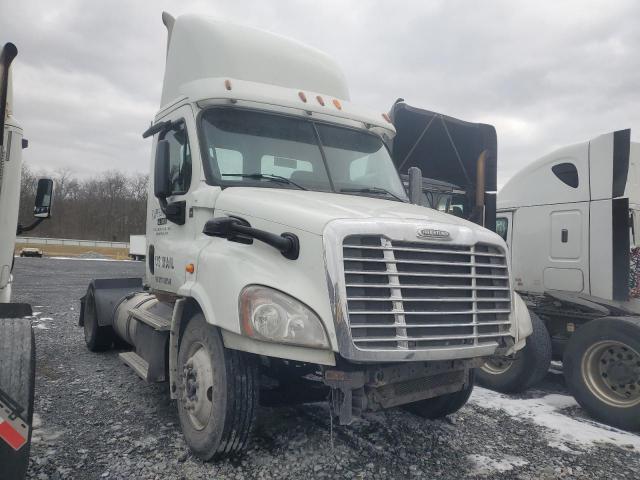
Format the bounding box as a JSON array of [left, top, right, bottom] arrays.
[[323, 357, 483, 424]]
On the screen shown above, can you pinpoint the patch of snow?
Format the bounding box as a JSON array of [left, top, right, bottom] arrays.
[[39, 317, 53, 321], [33, 323, 49, 330], [467, 454, 528, 476], [32, 311, 41, 316], [470, 387, 640, 452]]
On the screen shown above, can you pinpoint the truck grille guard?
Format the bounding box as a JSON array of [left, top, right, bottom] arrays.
[[324, 219, 514, 362]]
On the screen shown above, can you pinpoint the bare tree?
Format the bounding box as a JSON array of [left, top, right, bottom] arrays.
[[17, 165, 148, 241]]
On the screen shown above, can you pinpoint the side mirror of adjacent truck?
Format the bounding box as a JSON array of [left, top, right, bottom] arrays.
[[154, 139, 171, 199], [33, 178, 54, 218]]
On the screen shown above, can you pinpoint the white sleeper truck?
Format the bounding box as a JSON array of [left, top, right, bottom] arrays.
[[0, 42, 53, 479], [478, 129, 640, 431], [79, 13, 531, 460]]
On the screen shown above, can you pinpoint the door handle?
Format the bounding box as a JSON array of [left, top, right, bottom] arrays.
[[561, 229, 568, 243]]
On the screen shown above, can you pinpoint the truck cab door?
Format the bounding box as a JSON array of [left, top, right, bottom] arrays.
[[146, 105, 200, 294]]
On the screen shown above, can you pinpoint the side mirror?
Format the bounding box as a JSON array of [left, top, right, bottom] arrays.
[[154, 139, 171, 199], [407, 166, 423, 205], [33, 178, 53, 218]]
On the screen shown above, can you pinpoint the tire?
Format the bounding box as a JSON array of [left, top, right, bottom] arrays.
[[403, 370, 475, 419], [563, 316, 640, 431], [0, 318, 35, 480], [477, 312, 552, 393], [177, 313, 258, 460], [83, 288, 114, 352]]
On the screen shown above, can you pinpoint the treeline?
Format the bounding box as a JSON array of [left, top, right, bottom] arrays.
[[19, 165, 148, 242]]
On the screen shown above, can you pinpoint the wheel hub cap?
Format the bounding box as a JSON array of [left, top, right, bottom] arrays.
[[482, 356, 514, 375], [582, 340, 640, 407], [182, 345, 214, 430]]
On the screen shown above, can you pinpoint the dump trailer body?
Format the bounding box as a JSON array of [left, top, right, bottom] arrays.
[[389, 101, 498, 231]]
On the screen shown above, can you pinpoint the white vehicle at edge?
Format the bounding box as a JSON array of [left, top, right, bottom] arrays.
[[79, 13, 532, 460], [0, 42, 53, 480]]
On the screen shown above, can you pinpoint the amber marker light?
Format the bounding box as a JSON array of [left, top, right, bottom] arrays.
[[186, 263, 195, 274], [316, 95, 325, 106], [332, 99, 342, 110], [224, 79, 232, 90], [298, 91, 308, 102]]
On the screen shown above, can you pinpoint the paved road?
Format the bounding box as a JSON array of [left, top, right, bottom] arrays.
[[11, 257, 640, 479]]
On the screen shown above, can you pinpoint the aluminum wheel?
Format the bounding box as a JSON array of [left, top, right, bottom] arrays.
[[482, 356, 514, 375], [182, 343, 214, 431], [581, 340, 640, 408]]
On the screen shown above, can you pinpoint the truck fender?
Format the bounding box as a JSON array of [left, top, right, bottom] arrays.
[[168, 297, 187, 400], [78, 278, 143, 327], [508, 292, 533, 354]]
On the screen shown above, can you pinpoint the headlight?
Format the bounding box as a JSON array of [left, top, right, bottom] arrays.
[[239, 285, 329, 349]]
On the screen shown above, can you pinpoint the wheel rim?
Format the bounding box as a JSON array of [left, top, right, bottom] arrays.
[[581, 340, 640, 407], [482, 356, 514, 375], [182, 343, 214, 431]]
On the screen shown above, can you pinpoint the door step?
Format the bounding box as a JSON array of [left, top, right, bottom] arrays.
[[119, 351, 149, 381], [129, 307, 171, 331]]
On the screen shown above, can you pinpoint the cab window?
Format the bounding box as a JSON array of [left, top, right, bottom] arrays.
[[163, 123, 192, 195], [496, 217, 509, 241]]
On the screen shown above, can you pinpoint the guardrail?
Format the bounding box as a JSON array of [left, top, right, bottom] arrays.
[[16, 236, 129, 249]]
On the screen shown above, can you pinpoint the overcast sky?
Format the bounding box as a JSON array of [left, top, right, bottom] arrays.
[[2, 0, 639, 187]]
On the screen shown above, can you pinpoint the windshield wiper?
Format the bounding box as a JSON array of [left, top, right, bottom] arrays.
[[221, 173, 308, 190], [340, 187, 407, 203]]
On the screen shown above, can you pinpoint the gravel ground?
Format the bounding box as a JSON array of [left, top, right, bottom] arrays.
[[10, 256, 640, 480]]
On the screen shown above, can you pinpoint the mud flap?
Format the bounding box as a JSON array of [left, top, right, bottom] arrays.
[[0, 311, 35, 480]]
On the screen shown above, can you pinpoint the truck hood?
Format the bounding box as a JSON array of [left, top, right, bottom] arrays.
[[216, 187, 484, 235]]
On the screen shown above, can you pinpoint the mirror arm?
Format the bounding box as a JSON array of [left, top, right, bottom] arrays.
[[16, 217, 45, 235], [203, 217, 300, 260]]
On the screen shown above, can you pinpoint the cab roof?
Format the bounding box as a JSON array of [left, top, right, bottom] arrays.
[[161, 14, 350, 107]]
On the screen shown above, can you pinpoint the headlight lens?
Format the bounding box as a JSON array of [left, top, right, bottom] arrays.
[[239, 285, 329, 349]]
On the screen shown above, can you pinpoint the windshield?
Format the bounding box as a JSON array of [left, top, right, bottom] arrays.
[[200, 108, 408, 201]]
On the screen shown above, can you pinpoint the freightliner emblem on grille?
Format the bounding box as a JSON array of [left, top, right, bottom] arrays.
[[416, 227, 451, 240]]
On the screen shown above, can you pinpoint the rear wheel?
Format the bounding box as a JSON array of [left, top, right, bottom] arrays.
[[563, 317, 640, 431], [0, 317, 35, 480], [83, 288, 114, 352], [404, 370, 475, 419], [177, 313, 258, 460], [477, 313, 552, 393]]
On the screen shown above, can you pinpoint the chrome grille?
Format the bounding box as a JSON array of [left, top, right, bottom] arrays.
[[343, 235, 511, 351]]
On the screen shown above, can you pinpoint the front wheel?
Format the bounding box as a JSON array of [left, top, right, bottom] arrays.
[[177, 313, 259, 460], [477, 312, 552, 393], [563, 317, 640, 431], [403, 370, 475, 419]]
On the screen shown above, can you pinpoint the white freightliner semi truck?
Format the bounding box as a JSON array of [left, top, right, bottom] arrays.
[[477, 129, 640, 430], [79, 13, 532, 460], [0, 42, 54, 479]]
